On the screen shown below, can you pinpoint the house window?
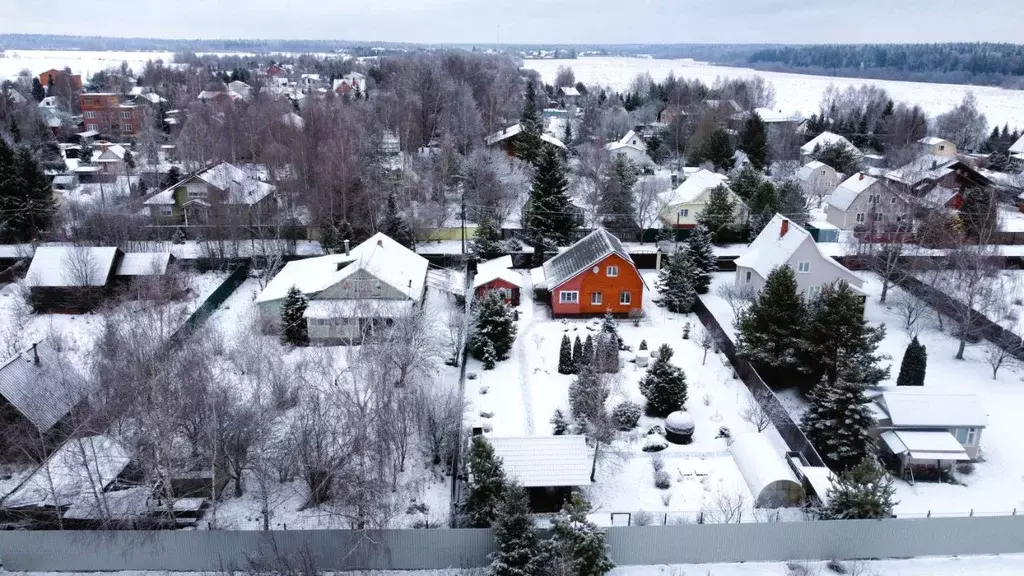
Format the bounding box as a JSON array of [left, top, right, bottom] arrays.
[[807, 285, 821, 299], [868, 194, 879, 204], [620, 291, 631, 305], [120, 111, 132, 119], [744, 270, 752, 283], [84, 111, 97, 119], [187, 184, 207, 199], [159, 206, 173, 217], [591, 291, 602, 305], [559, 290, 579, 304], [797, 261, 810, 273], [939, 145, 945, 151], [896, 213, 906, 223], [122, 124, 133, 134], [87, 123, 98, 132], [890, 196, 898, 204], [678, 209, 689, 218], [606, 265, 619, 277], [855, 213, 866, 223], [955, 427, 979, 446]]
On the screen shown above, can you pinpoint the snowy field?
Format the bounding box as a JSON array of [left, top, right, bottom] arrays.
[[0, 49, 176, 79], [526, 57, 1024, 129], [700, 270, 1024, 517], [199, 277, 457, 529], [467, 270, 797, 525]]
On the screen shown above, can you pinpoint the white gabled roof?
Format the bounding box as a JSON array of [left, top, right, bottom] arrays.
[[488, 435, 592, 487], [1009, 135, 1024, 155], [874, 389, 987, 428], [918, 136, 950, 146], [116, 252, 171, 276], [474, 255, 522, 289], [657, 169, 729, 206], [559, 86, 580, 97], [885, 155, 958, 186], [828, 173, 878, 211], [801, 131, 859, 156], [25, 246, 119, 287], [795, 160, 832, 182], [3, 435, 131, 509], [485, 123, 565, 150], [734, 214, 862, 288]]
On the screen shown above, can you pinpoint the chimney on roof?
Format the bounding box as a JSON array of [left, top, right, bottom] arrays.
[[780, 219, 789, 238], [931, 160, 938, 169], [377, 238, 383, 247], [32, 342, 39, 366], [344, 239, 350, 256], [859, 173, 864, 181], [670, 173, 678, 187]]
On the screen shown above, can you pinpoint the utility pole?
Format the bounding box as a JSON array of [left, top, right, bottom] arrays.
[[461, 192, 466, 255]]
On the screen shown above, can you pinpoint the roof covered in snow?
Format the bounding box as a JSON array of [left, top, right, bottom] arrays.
[[828, 173, 880, 211], [753, 107, 803, 123], [257, 232, 428, 304], [734, 214, 861, 288], [488, 435, 592, 487], [474, 255, 522, 289], [115, 252, 172, 276], [542, 228, 634, 290], [485, 123, 566, 150], [730, 433, 805, 507], [918, 136, 951, 146], [873, 389, 987, 429], [657, 169, 729, 206], [3, 435, 131, 509], [25, 246, 119, 287], [0, 338, 91, 432], [880, 430, 970, 461], [1010, 135, 1024, 155], [62, 486, 153, 520], [795, 160, 832, 182], [800, 131, 859, 156], [559, 86, 580, 97], [144, 162, 276, 206]]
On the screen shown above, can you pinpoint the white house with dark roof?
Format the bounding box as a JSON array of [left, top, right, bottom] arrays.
[[656, 169, 746, 229], [826, 172, 908, 230], [734, 214, 863, 300], [605, 130, 652, 167], [800, 131, 860, 164], [256, 233, 428, 344]]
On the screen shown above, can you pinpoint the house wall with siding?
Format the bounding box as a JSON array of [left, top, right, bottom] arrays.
[[476, 278, 520, 306], [550, 253, 643, 316], [659, 189, 748, 229], [826, 181, 909, 230], [734, 237, 861, 299]]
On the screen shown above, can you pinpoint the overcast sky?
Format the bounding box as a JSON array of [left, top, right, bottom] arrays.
[[3, 0, 1023, 44]]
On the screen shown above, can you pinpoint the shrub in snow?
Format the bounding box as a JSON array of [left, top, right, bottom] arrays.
[[661, 493, 672, 507], [639, 339, 648, 351], [480, 409, 495, 418], [654, 470, 672, 489], [633, 511, 652, 526], [467, 372, 478, 380], [651, 453, 664, 472], [612, 401, 642, 430], [820, 458, 896, 520], [716, 426, 731, 440], [642, 434, 668, 452], [558, 334, 573, 374], [479, 384, 489, 394], [171, 228, 186, 244], [896, 336, 927, 387], [482, 341, 497, 370], [682, 322, 691, 339], [551, 409, 569, 435], [280, 286, 309, 346], [826, 559, 847, 574], [956, 461, 975, 475], [639, 344, 689, 417], [647, 425, 665, 436]]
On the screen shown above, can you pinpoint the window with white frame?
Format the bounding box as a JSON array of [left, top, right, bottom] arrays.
[[87, 123, 98, 132], [808, 285, 821, 299], [84, 111, 97, 119], [559, 290, 579, 304], [679, 209, 689, 218], [591, 291, 602, 305], [855, 213, 865, 223], [186, 183, 207, 199], [955, 427, 979, 446], [868, 194, 879, 204], [797, 261, 810, 273], [159, 206, 173, 217], [620, 291, 631, 305], [606, 265, 619, 277], [120, 111, 132, 119]]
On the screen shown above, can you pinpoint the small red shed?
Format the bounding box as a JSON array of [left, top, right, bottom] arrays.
[[536, 229, 644, 317], [474, 256, 522, 306]]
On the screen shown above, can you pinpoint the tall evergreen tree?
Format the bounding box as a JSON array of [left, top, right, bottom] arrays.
[[735, 266, 807, 381], [571, 335, 584, 374], [696, 128, 735, 172], [524, 146, 576, 252], [516, 80, 544, 166], [0, 141, 57, 243], [685, 225, 716, 294], [31, 78, 45, 102], [535, 493, 615, 576], [696, 185, 737, 243], [747, 180, 781, 235], [960, 187, 999, 240], [583, 334, 594, 363], [656, 249, 696, 313], [558, 333, 573, 375], [896, 336, 927, 387], [812, 141, 859, 175], [465, 436, 507, 528], [470, 291, 518, 362], [280, 286, 309, 346], [471, 212, 504, 261], [639, 344, 688, 416], [595, 313, 620, 374], [381, 192, 416, 248], [820, 458, 897, 520], [802, 378, 875, 470], [489, 483, 538, 576], [730, 165, 764, 202], [801, 281, 889, 387], [739, 112, 768, 170], [598, 155, 639, 240], [776, 180, 810, 226]]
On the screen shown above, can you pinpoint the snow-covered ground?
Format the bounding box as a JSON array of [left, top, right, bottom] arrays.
[[0, 50, 176, 79], [468, 270, 798, 525], [526, 57, 1024, 129]]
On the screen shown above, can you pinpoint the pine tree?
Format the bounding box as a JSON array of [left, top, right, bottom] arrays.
[[280, 286, 309, 346], [801, 281, 889, 387], [697, 128, 734, 172], [381, 192, 416, 249], [0, 141, 57, 243], [538, 492, 615, 576], [656, 250, 696, 314], [598, 155, 639, 240], [489, 483, 538, 576], [820, 457, 897, 520], [776, 180, 810, 226], [639, 344, 688, 416], [739, 112, 768, 170], [516, 80, 544, 166], [471, 212, 505, 261], [685, 225, 716, 294], [524, 146, 576, 252], [31, 78, 45, 102], [696, 185, 736, 243], [638, 339, 648, 351], [551, 409, 569, 435], [594, 313, 620, 373], [465, 436, 507, 528], [813, 141, 859, 175], [896, 336, 927, 387], [571, 335, 583, 374], [558, 333, 573, 374], [802, 378, 875, 470], [960, 187, 999, 240], [735, 266, 807, 381], [471, 291, 518, 362], [730, 165, 764, 202], [583, 334, 594, 363]]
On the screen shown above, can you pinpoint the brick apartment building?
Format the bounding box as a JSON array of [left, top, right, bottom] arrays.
[[79, 93, 145, 138]]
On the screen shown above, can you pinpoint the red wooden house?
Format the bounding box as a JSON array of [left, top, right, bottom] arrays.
[[536, 229, 644, 317], [474, 256, 522, 306]]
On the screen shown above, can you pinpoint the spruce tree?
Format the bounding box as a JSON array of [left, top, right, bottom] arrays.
[[471, 291, 518, 362], [465, 436, 507, 528], [516, 80, 544, 166], [595, 313, 620, 373], [776, 180, 810, 226], [801, 281, 889, 387], [735, 266, 807, 381], [685, 225, 716, 294], [524, 146, 576, 252], [0, 140, 56, 243], [280, 286, 309, 346], [489, 483, 538, 576], [598, 155, 639, 240], [381, 192, 416, 249], [730, 165, 763, 202], [820, 458, 897, 520], [583, 334, 594, 363], [537, 492, 615, 576], [813, 141, 859, 175], [568, 364, 609, 422], [571, 335, 583, 374], [471, 213, 505, 261], [739, 112, 768, 170], [802, 378, 875, 470], [747, 180, 781, 235], [551, 409, 569, 435], [656, 249, 696, 314], [31, 78, 45, 102], [639, 344, 688, 416], [960, 187, 998, 239], [558, 333, 573, 374], [696, 185, 736, 243], [698, 128, 735, 172], [482, 341, 498, 370], [896, 336, 927, 387]]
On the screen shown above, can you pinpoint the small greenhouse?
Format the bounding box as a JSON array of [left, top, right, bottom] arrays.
[[730, 433, 806, 508]]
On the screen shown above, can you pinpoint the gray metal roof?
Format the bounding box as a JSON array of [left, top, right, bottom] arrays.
[[0, 339, 91, 432], [542, 228, 634, 290], [115, 252, 172, 276], [488, 435, 592, 487]]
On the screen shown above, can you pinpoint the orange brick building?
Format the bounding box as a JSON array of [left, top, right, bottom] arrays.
[[538, 229, 644, 317], [80, 93, 145, 138]]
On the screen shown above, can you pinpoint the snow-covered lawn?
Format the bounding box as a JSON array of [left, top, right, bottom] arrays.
[[468, 270, 798, 524]]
